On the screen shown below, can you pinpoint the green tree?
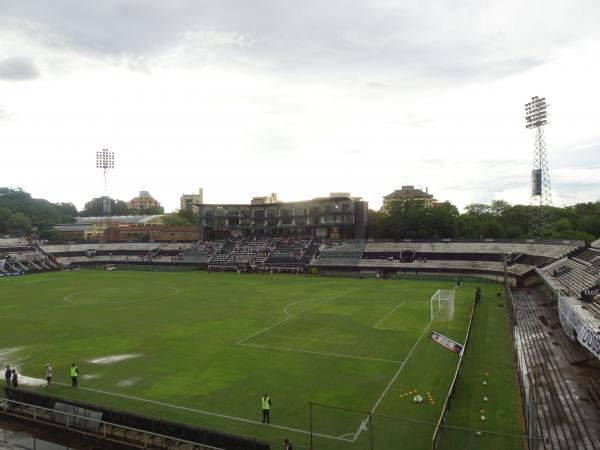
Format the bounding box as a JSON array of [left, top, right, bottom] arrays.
[[80, 198, 130, 216], [0, 187, 76, 235], [162, 210, 195, 226]]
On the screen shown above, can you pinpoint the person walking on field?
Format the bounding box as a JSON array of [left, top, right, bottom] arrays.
[[70, 363, 79, 387], [261, 394, 272, 424], [283, 438, 292, 450], [45, 364, 53, 388], [4, 365, 11, 386]]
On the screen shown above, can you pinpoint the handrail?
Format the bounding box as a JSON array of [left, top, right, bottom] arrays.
[[0, 397, 227, 450]]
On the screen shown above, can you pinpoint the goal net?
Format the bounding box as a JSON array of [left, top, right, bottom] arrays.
[[431, 289, 455, 321]]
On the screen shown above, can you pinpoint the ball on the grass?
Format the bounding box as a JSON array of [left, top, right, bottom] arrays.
[[480, 415, 486, 421], [483, 396, 488, 402], [476, 431, 482, 436], [482, 381, 488, 386], [413, 395, 424, 403]]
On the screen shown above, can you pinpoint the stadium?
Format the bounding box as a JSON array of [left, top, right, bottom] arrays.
[[2, 207, 600, 449], [2, 3, 600, 450]]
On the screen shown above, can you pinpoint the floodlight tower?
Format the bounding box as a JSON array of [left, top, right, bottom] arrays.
[[95, 149, 115, 235], [525, 96, 553, 238]]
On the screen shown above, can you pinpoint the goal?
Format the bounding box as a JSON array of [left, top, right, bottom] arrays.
[[431, 289, 455, 321]]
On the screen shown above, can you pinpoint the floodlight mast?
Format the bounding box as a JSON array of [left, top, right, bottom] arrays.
[[525, 96, 553, 238], [95, 149, 115, 236]]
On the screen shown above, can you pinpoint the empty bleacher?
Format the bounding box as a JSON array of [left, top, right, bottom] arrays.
[[182, 241, 223, 263], [509, 288, 599, 450], [40, 242, 196, 267], [364, 241, 578, 260], [315, 240, 366, 266], [1, 239, 58, 274]]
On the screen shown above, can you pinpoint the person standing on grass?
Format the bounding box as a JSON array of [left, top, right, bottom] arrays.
[[70, 363, 79, 387], [497, 287, 502, 298], [283, 438, 292, 450], [475, 287, 481, 303], [45, 363, 53, 388], [261, 394, 272, 424], [4, 365, 11, 386], [11, 369, 18, 388]]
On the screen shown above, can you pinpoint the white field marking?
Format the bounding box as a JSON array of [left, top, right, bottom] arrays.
[[51, 382, 352, 442], [339, 433, 356, 439], [235, 288, 358, 345], [88, 354, 142, 365], [19, 375, 46, 387], [82, 374, 99, 380], [351, 306, 442, 442], [374, 326, 422, 333], [238, 342, 403, 364], [0, 346, 23, 362], [117, 377, 140, 387], [373, 300, 407, 329], [283, 298, 320, 317], [64, 287, 180, 305]]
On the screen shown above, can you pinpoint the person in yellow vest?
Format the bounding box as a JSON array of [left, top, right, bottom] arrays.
[[261, 393, 272, 424], [70, 363, 80, 387]]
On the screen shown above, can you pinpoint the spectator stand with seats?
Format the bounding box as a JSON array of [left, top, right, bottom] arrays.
[[310, 238, 580, 284], [207, 236, 316, 273], [541, 243, 600, 319], [39, 242, 197, 269], [0, 238, 60, 276]]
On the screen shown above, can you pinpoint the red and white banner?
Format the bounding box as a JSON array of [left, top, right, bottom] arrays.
[[429, 331, 464, 355]]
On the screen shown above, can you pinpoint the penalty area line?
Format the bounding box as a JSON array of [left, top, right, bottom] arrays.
[[373, 300, 407, 329], [238, 342, 403, 364], [235, 288, 358, 345], [53, 382, 352, 442]]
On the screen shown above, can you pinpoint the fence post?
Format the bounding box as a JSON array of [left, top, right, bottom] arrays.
[[309, 402, 313, 450], [369, 412, 374, 450]]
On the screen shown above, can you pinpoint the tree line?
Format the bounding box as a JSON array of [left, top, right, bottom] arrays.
[[2, 187, 598, 243], [368, 200, 600, 243], [0, 187, 196, 239]]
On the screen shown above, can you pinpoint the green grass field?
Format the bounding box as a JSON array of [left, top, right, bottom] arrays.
[[0, 271, 521, 449]]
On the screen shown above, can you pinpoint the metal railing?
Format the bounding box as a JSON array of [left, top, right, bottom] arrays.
[[0, 397, 226, 450], [430, 294, 477, 449]]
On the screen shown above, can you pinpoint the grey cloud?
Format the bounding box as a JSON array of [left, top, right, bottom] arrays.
[[554, 142, 600, 166], [2, 0, 597, 82], [0, 57, 39, 80]]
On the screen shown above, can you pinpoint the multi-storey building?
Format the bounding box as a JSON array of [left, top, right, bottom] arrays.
[[198, 194, 368, 240], [180, 188, 204, 214], [381, 185, 435, 212], [128, 190, 162, 211]]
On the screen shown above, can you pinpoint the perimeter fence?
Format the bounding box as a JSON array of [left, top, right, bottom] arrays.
[[308, 402, 533, 450]]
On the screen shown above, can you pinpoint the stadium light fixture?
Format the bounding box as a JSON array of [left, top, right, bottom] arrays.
[[525, 96, 548, 129], [96, 149, 115, 232], [96, 148, 115, 169], [525, 96, 553, 237]]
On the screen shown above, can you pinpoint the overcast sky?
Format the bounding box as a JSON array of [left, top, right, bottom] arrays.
[[1, 0, 600, 213]]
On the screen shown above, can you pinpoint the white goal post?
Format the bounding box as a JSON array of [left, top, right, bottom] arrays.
[[431, 289, 455, 321]]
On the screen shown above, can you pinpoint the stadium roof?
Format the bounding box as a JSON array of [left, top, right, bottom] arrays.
[[74, 215, 164, 225]]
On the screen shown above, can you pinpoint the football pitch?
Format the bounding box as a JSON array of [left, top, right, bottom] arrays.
[[0, 271, 518, 449]]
